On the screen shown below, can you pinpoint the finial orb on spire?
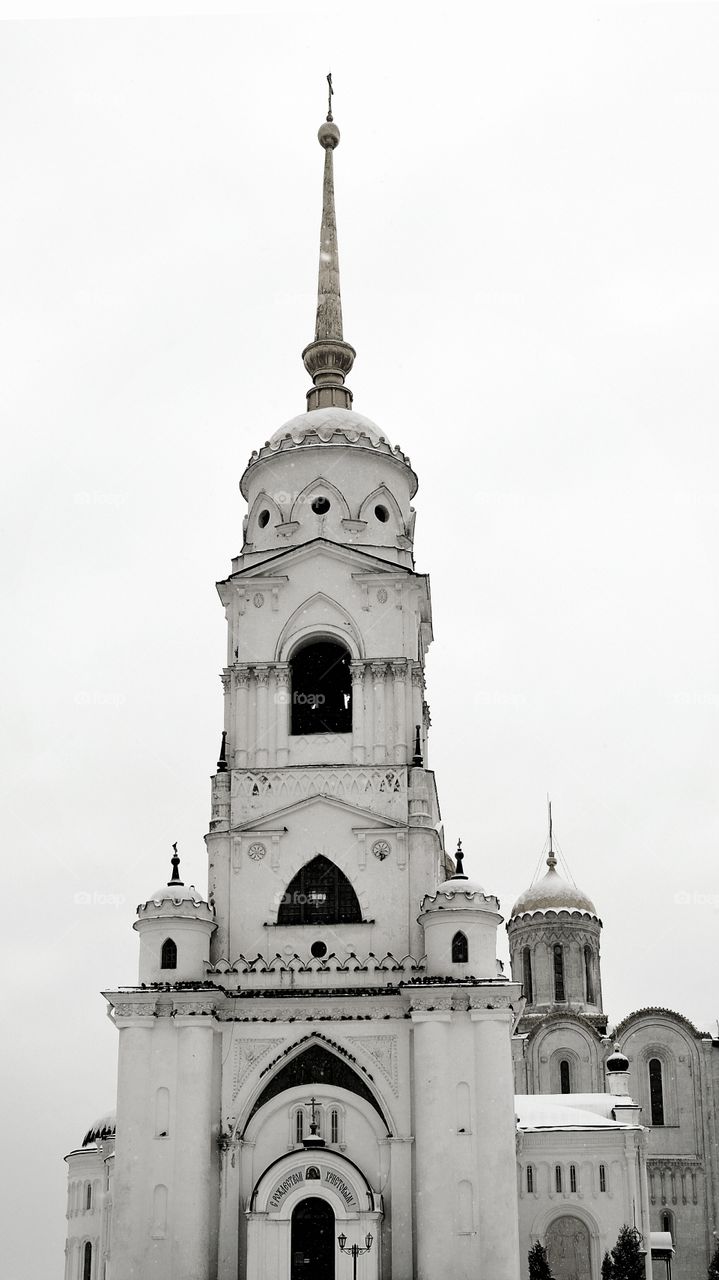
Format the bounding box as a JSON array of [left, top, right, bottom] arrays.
[[318, 120, 340, 150]]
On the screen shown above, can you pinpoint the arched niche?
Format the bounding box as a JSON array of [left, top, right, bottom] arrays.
[[277, 855, 362, 926], [275, 595, 363, 664], [358, 485, 406, 534], [289, 477, 351, 524], [243, 1042, 390, 1136], [246, 491, 283, 545]]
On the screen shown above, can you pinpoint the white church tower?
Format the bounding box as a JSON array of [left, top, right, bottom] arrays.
[[94, 90, 524, 1280]]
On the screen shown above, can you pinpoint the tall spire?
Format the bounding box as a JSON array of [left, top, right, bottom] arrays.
[[547, 797, 557, 869], [302, 74, 356, 411]]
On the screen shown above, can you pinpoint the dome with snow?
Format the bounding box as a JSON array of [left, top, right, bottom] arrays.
[[510, 864, 597, 920]]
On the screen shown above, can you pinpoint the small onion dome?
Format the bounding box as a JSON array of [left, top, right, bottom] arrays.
[[606, 1045, 630, 1073], [510, 864, 597, 919], [82, 1110, 116, 1147], [421, 840, 489, 906], [144, 882, 206, 908]]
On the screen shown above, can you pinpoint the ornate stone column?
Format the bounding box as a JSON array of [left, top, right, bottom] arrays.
[[233, 667, 251, 768], [350, 660, 366, 764], [371, 661, 387, 764], [391, 660, 408, 764], [254, 666, 270, 768], [411, 663, 425, 761], [275, 664, 290, 766]]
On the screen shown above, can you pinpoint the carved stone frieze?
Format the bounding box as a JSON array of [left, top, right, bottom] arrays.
[[349, 1035, 399, 1095], [232, 1038, 284, 1098], [232, 766, 407, 822]]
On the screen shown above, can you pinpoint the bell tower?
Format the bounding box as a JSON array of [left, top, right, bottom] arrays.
[[206, 95, 443, 972]]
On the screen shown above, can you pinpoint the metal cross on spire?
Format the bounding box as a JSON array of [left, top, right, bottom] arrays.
[[326, 71, 334, 122], [547, 797, 557, 869]]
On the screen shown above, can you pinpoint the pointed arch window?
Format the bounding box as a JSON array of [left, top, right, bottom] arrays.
[[584, 945, 595, 1003], [452, 931, 468, 963], [560, 1059, 571, 1094], [649, 1057, 665, 1126], [290, 640, 352, 735], [526, 1164, 534, 1193], [553, 944, 566, 1002], [522, 947, 533, 1004], [160, 938, 177, 970], [83, 1242, 92, 1280], [277, 856, 362, 926]]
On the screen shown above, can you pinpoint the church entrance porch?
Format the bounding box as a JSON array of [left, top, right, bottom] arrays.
[[246, 1149, 382, 1280], [291, 1197, 335, 1280]]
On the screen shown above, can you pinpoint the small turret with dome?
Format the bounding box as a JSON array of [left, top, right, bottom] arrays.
[[507, 806, 606, 1027], [134, 846, 216, 984], [418, 840, 508, 981]]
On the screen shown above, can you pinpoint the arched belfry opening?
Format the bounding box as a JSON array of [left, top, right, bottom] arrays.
[[277, 856, 362, 926], [290, 639, 352, 735]]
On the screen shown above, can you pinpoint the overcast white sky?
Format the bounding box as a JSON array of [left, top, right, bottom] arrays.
[[2, 3, 719, 1275]]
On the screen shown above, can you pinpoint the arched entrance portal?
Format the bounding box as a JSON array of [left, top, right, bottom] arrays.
[[291, 1197, 335, 1280], [546, 1215, 592, 1280]]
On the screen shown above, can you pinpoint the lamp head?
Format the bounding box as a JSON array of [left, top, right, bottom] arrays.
[[338, 1233, 347, 1250]]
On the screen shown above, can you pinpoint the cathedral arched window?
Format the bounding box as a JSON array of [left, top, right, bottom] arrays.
[[452, 931, 468, 963], [649, 1057, 665, 1126], [584, 945, 595, 1003], [553, 944, 566, 1002], [277, 856, 362, 926], [599, 1164, 607, 1193], [289, 640, 352, 735], [83, 1242, 92, 1280], [330, 1108, 339, 1145], [661, 1210, 673, 1237], [570, 1164, 577, 1193], [160, 938, 177, 970], [555, 1165, 562, 1193], [526, 1164, 534, 1193], [559, 1059, 571, 1094], [85, 1182, 92, 1210], [295, 1108, 304, 1144], [522, 947, 533, 1004]]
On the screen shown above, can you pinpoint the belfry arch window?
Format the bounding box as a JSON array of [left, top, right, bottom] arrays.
[[584, 945, 595, 1003], [277, 856, 362, 926], [83, 1242, 92, 1280], [553, 944, 566, 1002], [290, 639, 352, 735], [649, 1057, 665, 1126], [559, 1059, 571, 1094], [160, 938, 177, 970], [452, 931, 468, 963], [522, 947, 533, 1004]]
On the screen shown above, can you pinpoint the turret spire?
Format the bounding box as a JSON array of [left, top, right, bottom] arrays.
[[547, 797, 557, 869], [302, 75, 356, 411]]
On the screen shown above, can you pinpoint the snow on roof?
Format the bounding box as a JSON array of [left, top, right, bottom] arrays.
[[515, 1093, 637, 1130]]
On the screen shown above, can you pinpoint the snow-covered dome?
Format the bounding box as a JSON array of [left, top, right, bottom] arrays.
[[145, 882, 205, 908], [82, 1110, 116, 1147], [269, 407, 390, 449], [510, 864, 597, 919]]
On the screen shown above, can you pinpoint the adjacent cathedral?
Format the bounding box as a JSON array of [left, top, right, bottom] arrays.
[[63, 99, 719, 1280]]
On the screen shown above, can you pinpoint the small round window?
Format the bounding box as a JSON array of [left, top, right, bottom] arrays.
[[258, 509, 270, 529], [311, 496, 330, 515], [310, 940, 327, 959], [374, 504, 389, 523]]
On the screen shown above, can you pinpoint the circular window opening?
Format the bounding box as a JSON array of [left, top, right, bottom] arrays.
[[258, 509, 270, 529], [311, 496, 330, 515], [374, 504, 389, 523], [310, 940, 327, 959]]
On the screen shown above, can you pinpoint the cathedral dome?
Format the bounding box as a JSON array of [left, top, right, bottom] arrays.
[[269, 407, 389, 449], [510, 864, 597, 920], [145, 882, 205, 908], [82, 1111, 116, 1147]]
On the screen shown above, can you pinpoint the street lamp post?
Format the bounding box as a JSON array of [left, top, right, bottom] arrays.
[[338, 1230, 373, 1280]]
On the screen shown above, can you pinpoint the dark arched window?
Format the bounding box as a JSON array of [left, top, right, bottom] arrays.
[[661, 1210, 673, 1236], [295, 1109, 304, 1144], [599, 1164, 607, 1193], [522, 947, 533, 1004], [452, 931, 468, 963], [555, 1165, 562, 1193], [83, 1241, 92, 1280], [330, 1109, 339, 1144], [526, 1164, 534, 1193], [584, 945, 595, 1003], [85, 1182, 92, 1210], [570, 1164, 577, 1193], [553, 944, 566, 1002], [290, 640, 352, 735], [160, 938, 177, 970], [277, 856, 362, 926], [560, 1059, 571, 1094], [649, 1058, 665, 1126]]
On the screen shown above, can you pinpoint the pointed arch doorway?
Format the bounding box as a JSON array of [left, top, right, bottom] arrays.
[[291, 1197, 335, 1280]]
